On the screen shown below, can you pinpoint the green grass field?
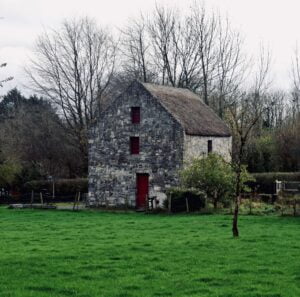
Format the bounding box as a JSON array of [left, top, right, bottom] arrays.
[[0, 208, 299, 297]]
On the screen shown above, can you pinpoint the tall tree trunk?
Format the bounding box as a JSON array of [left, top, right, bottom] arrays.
[[232, 196, 239, 237], [232, 148, 243, 237]]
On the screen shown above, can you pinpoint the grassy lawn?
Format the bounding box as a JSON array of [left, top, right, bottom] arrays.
[[0, 208, 299, 297]]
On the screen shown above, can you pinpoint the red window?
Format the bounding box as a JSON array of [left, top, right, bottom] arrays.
[[130, 137, 139, 154], [131, 107, 140, 124]]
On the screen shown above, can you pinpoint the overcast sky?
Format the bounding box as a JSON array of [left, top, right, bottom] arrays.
[[1, 0, 300, 96]]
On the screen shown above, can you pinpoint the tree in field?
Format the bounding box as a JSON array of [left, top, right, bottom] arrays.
[[226, 48, 271, 237], [25, 17, 118, 170], [228, 94, 266, 236]]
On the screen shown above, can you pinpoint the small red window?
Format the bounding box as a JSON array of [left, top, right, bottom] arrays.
[[131, 107, 140, 124], [130, 137, 139, 154]]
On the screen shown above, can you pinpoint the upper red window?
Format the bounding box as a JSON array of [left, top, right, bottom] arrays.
[[130, 137, 140, 154], [131, 107, 140, 124]]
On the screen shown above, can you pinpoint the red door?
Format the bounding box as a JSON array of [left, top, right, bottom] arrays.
[[136, 174, 149, 209]]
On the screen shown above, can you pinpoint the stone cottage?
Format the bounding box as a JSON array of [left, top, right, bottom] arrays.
[[88, 81, 232, 209]]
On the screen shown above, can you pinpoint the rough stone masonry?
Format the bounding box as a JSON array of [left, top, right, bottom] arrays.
[[88, 81, 231, 208]]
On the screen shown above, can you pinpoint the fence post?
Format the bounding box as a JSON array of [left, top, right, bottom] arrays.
[[31, 190, 34, 206], [52, 180, 55, 199], [73, 192, 77, 211], [275, 180, 282, 195], [168, 193, 172, 213], [125, 196, 129, 211], [105, 195, 109, 208], [185, 197, 189, 213], [145, 194, 149, 212], [73, 192, 80, 211], [249, 191, 254, 215]]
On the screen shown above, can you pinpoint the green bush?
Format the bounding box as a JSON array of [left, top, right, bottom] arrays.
[[275, 192, 300, 216], [180, 154, 235, 208], [251, 172, 300, 194], [165, 188, 206, 212], [24, 178, 88, 195], [259, 194, 273, 203], [0, 160, 22, 188]]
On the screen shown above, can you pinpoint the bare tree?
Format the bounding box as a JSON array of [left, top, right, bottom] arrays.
[[175, 13, 202, 90], [227, 48, 271, 237], [120, 2, 246, 115], [25, 17, 117, 166], [147, 5, 181, 86], [213, 17, 247, 118], [291, 45, 300, 119], [121, 16, 154, 83], [190, 5, 218, 104], [120, 5, 199, 89]]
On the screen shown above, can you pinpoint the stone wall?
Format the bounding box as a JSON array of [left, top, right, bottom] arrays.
[[184, 135, 232, 163], [88, 82, 184, 207]]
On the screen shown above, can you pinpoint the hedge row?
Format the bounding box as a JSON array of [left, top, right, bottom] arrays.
[[250, 172, 300, 194], [23, 178, 88, 195], [164, 188, 206, 212]]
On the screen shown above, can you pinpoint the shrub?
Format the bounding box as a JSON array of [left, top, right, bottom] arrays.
[[275, 191, 300, 216], [250, 172, 300, 194], [259, 194, 273, 203], [23, 178, 88, 196], [180, 154, 235, 208], [0, 160, 22, 188], [165, 188, 206, 212]]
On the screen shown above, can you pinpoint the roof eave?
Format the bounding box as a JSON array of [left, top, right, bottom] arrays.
[[185, 132, 232, 137]]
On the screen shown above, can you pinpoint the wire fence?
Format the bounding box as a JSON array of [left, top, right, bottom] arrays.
[[0, 191, 88, 205]]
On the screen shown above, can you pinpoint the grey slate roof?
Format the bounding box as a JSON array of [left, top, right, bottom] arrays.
[[140, 82, 231, 137]]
